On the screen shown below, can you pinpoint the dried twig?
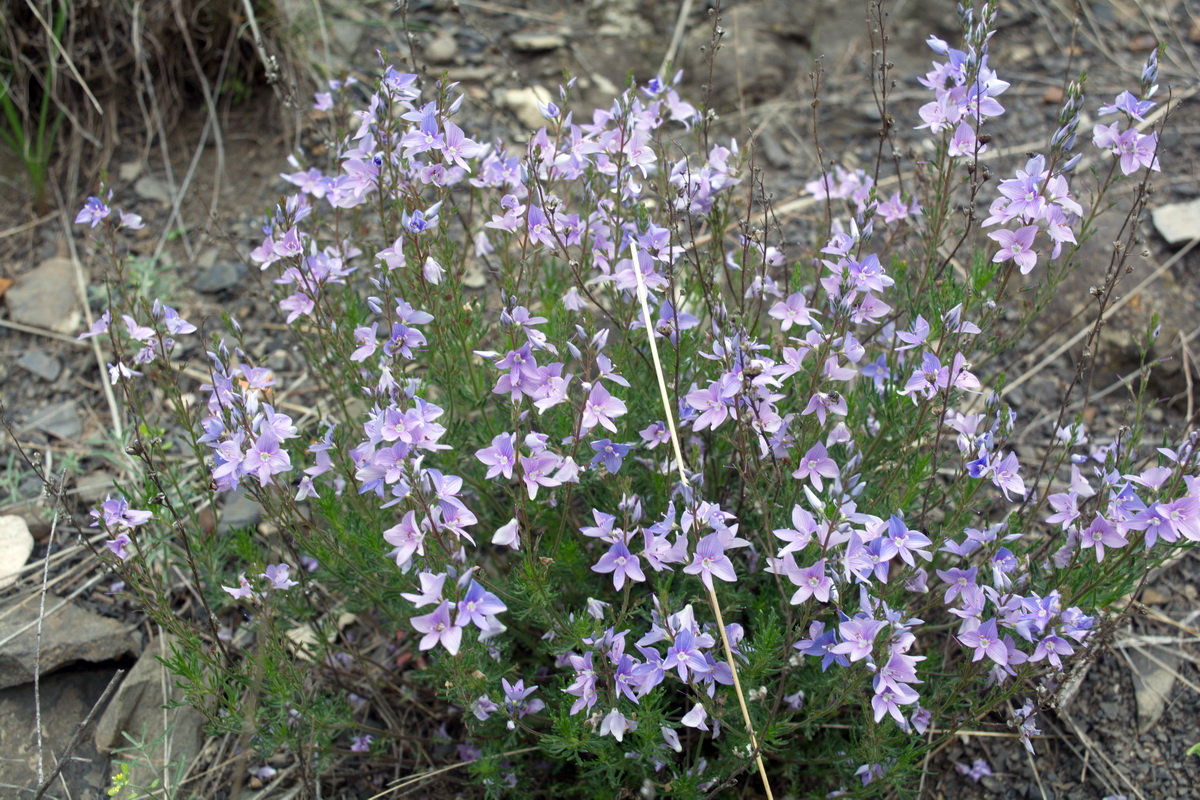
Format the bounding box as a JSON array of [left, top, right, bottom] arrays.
[[32, 669, 125, 800], [32, 470, 68, 788]]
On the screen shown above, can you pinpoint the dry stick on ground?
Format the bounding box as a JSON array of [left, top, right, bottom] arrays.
[[1015, 322, 1200, 443], [31, 669, 125, 800], [32, 470, 67, 789], [1058, 710, 1148, 800], [1179, 329, 1195, 426], [629, 239, 776, 800], [1002, 234, 1200, 400]]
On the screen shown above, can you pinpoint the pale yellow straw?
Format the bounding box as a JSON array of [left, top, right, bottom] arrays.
[[628, 239, 775, 799]]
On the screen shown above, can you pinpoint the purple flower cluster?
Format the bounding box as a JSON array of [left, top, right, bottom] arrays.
[[90, 494, 154, 561]]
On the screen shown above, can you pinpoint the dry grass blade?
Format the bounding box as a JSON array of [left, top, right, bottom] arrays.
[[1059, 710, 1147, 800], [368, 747, 540, 799], [658, 0, 694, 79], [628, 240, 775, 800], [21, 0, 102, 114]]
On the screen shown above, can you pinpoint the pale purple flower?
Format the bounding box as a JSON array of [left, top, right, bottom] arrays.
[[521, 450, 562, 499], [887, 515, 933, 566], [592, 540, 646, 590], [957, 618, 1008, 666], [791, 443, 839, 492], [350, 734, 373, 753], [383, 511, 426, 566], [262, 563, 299, 590], [106, 533, 132, 560], [492, 518, 520, 549], [680, 702, 709, 730], [471, 695, 500, 721], [800, 391, 848, 426], [411, 601, 463, 655], [399, 573, 445, 610], [79, 310, 112, 340], [581, 383, 627, 433], [955, 759, 993, 783], [685, 376, 739, 432], [871, 683, 919, 724], [786, 558, 832, 604], [1030, 634, 1074, 668], [76, 196, 113, 227], [501, 678, 544, 726], [476, 433, 518, 480], [1080, 515, 1126, 562], [600, 707, 632, 742], [831, 618, 885, 662], [988, 225, 1039, 274], [222, 573, 256, 601], [456, 580, 507, 630], [350, 324, 379, 362], [589, 439, 631, 473], [683, 533, 737, 589], [768, 292, 820, 330], [243, 429, 292, 486]]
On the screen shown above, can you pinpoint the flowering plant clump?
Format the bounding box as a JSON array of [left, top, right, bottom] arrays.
[[76, 2, 1188, 796]]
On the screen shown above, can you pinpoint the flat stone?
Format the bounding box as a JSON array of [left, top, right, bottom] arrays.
[[28, 400, 81, 441], [218, 489, 263, 534], [75, 470, 119, 503], [0, 516, 34, 590], [118, 160, 143, 181], [509, 32, 566, 52], [193, 260, 247, 293], [5, 257, 81, 334], [1129, 647, 1179, 733], [1151, 197, 1200, 245], [17, 347, 62, 382], [133, 175, 173, 206], [0, 667, 117, 796], [94, 634, 206, 792], [499, 85, 554, 130], [0, 598, 142, 689], [425, 32, 459, 64]]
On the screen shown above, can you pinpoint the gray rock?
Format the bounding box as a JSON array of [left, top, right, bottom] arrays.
[[0, 516, 34, 590], [509, 32, 566, 53], [193, 260, 247, 293], [75, 470, 119, 503], [25, 400, 81, 443], [218, 489, 263, 534], [5, 257, 81, 334], [94, 634, 207, 793], [1129, 647, 1179, 733], [425, 32, 459, 64], [1151, 197, 1200, 245], [17, 347, 62, 382], [133, 175, 173, 206], [118, 160, 143, 182], [499, 85, 554, 130], [0, 667, 118, 797], [0, 598, 142, 689], [28, 400, 81, 441], [979, 775, 1004, 793]]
